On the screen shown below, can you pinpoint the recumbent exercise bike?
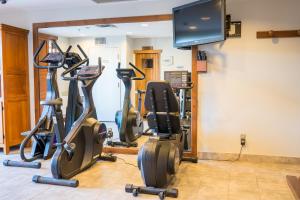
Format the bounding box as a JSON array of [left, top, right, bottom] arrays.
[[126, 81, 186, 200]]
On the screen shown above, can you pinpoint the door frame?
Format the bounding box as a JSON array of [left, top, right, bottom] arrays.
[[32, 14, 198, 158]]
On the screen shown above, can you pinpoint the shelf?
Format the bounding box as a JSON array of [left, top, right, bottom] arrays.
[[257, 29, 300, 39]]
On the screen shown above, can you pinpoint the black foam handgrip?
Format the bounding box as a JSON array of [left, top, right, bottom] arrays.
[[3, 160, 41, 169], [32, 175, 79, 187]]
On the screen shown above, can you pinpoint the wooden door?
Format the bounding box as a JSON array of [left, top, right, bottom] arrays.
[[134, 50, 161, 117], [1, 25, 30, 148], [0, 101, 3, 145]]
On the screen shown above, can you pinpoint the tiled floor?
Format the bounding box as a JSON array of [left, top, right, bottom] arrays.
[[0, 151, 298, 200]]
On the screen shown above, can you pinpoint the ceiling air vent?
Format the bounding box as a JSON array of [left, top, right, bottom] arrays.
[[92, 0, 138, 4], [95, 37, 107, 46], [95, 24, 117, 28]]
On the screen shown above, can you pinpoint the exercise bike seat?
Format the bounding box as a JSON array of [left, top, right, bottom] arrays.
[[40, 98, 63, 106], [144, 81, 181, 136]]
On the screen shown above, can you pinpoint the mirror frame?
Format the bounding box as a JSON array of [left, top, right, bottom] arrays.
[[32, 14, 198, 158]]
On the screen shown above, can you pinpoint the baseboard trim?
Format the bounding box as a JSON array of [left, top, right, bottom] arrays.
[[198, 152, 300, 164]]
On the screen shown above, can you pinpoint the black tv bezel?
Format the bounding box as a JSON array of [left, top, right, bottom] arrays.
[[173, 0, 226, 48]]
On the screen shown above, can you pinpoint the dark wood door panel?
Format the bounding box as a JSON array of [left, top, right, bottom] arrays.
[[4, 98, 30, 145]]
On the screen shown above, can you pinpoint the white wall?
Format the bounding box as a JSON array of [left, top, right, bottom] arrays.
[[0, 0, 300, 157], [131, 37, 192, 79], [198, 0, 300, 157], [57, 36, 128, 120]]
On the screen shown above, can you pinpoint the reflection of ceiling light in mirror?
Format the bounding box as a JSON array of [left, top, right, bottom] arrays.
[[141, 23, 149, 27], [201, 17, 211, 21], [189, 26, 197, 30]]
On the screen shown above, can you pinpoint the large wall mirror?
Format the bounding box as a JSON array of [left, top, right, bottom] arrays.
[[33, 15, 198, 158]]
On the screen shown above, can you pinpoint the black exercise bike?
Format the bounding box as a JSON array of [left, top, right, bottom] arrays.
[[33, 58, 116, 187], [3, 40, 85, 169], [108, 63, 146, 147]]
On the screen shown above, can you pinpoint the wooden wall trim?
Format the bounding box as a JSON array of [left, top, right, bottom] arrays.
[[134, 50, 163, 54], [33, 25, 40, 122], [38, 33, 58, 41], [33, 14, 173, 29], [191, 46, 198, 157]]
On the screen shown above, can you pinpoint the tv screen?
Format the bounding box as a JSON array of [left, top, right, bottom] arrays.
[[173, 0, 226, 48]]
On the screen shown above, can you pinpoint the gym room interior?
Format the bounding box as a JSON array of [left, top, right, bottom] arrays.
[[0, 0, 299, 199]]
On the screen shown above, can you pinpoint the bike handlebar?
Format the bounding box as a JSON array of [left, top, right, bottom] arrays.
[[66, 45, 72, 53], [77, 45, 89, 66], [61, 57, 103, 81], [129, 62, 145, 80], [33, 40, 66, 69]]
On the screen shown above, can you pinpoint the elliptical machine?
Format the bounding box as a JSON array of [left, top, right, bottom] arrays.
[[126, 81, 184, 200], [3, 41, 86, 169], [33, 58, 116, 187], [108, 63, 145, 147]]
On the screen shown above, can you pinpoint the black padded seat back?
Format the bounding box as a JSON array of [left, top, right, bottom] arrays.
[[145, 81, 181, 136]]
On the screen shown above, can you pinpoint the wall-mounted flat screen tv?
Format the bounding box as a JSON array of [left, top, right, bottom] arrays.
[[173, 0, 226, 48]]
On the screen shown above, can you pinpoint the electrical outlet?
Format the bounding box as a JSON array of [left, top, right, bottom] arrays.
[[240, 134, 246, 146]]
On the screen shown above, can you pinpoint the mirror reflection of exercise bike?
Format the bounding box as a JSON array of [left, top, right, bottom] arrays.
[[164, 71, 193, 151], [3, 40, 85, 169], [177, 83, 193, 151], [107, 62, 146, 148], [32, 58, 116, 187]]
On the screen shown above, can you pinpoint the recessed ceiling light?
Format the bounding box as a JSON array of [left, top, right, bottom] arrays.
[[189, 26, 197, 30], [141, 23, 149, 27]]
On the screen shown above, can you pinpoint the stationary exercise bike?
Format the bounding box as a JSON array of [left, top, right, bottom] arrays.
[[177, 83, 193, 151], [33, 58, 116, 187], [3, 41, 88, 169], [126, 81, 185, 200], [108, 63, 146, 147]]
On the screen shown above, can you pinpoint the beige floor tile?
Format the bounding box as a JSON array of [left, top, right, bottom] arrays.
[[260, 190, 293, 200], [0, 150, 298, 200]]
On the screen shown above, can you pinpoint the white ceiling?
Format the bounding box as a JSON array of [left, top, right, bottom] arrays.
[[39, 21, 173, 38], [0, 0, 156, 13]]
